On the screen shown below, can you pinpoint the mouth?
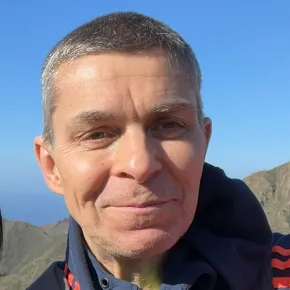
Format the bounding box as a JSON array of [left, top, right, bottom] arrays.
[[122, 201, 169, 208], [109, 200, 175, 214]]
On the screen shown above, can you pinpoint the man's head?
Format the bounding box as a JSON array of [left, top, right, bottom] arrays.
[[34, 12, 212, 259]]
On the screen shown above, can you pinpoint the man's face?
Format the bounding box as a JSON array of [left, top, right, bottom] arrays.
[[35, 51, 211, 258]]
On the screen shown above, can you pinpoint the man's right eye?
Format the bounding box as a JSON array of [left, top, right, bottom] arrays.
[[78, 128, 117, 149], [89, 131, 112, 140]]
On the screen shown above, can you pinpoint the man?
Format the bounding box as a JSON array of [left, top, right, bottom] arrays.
[[28, 12, 278, 290]]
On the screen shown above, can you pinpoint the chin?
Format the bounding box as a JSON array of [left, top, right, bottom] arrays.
[[114, 227, 182, 258]]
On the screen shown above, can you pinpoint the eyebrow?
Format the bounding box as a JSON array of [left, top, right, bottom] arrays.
[[69, 110, 117, 125], [69, 100, 197, 125], [148, 100, 197, 114]]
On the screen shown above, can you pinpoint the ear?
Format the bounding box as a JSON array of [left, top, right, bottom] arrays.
[[203, 117, 212, 149], [34, 136, 64, 196]]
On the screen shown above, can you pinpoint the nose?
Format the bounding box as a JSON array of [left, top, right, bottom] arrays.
[[111, 126, 162, 184]]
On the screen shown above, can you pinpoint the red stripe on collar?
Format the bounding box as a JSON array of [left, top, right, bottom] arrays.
[[64, 263, 81, 290]]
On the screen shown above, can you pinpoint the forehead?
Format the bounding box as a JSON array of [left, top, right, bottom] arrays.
[[53, 51, 197, 121], [57, 50, 188, 82]]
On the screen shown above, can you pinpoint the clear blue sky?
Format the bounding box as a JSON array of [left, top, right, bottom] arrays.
[[0, 0, 289, 224]]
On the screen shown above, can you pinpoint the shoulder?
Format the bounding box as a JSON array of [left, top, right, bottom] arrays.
[[272, 233, 290, 289], [26, 261, 69, 290]]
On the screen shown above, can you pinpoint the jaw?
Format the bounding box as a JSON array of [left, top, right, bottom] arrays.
[[83, 228, 169, 283]]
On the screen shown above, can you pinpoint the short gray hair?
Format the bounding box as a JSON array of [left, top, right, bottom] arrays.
[[41, 12, 204, 144]]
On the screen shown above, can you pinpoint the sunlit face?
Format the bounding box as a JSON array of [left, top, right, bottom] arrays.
[[35, 50, 211, 258]]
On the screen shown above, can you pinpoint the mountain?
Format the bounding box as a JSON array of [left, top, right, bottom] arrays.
[[0, 161, 289, 289], [0, 219, 67, 290], [41, 217, 69, 236], [244, 161, 290, 233]]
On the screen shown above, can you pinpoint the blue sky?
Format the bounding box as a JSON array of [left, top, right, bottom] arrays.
[[0, 0, 289, 224]]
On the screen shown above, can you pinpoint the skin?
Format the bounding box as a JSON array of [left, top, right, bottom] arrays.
[[34, 50, 212, 288]]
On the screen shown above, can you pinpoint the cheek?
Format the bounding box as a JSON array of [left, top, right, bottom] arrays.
[[57, 152, 111, 203], [161, 138, 204, 229], [162, 135, 206, 188]]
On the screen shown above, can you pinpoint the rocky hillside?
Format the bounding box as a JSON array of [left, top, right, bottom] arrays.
[[0, 220, 67, 290], [244, 161, 290, 233]]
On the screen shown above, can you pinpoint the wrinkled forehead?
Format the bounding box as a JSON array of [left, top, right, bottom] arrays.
[[55, 50, 196, 91], [51, 52, 199, 124]]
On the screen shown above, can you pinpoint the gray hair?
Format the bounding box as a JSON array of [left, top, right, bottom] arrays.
[[41, 12, 204, 144]]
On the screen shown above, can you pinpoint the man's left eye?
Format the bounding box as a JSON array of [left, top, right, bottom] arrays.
[[149, 121, 187, 139], [155, 121, 184, 130]]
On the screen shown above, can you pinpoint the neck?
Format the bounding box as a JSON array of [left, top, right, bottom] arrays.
[[85, 235, 164, 289], [100, 253, 163, 290]]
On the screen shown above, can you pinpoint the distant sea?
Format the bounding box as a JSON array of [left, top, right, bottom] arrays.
[[0, 189, 68, 226]]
